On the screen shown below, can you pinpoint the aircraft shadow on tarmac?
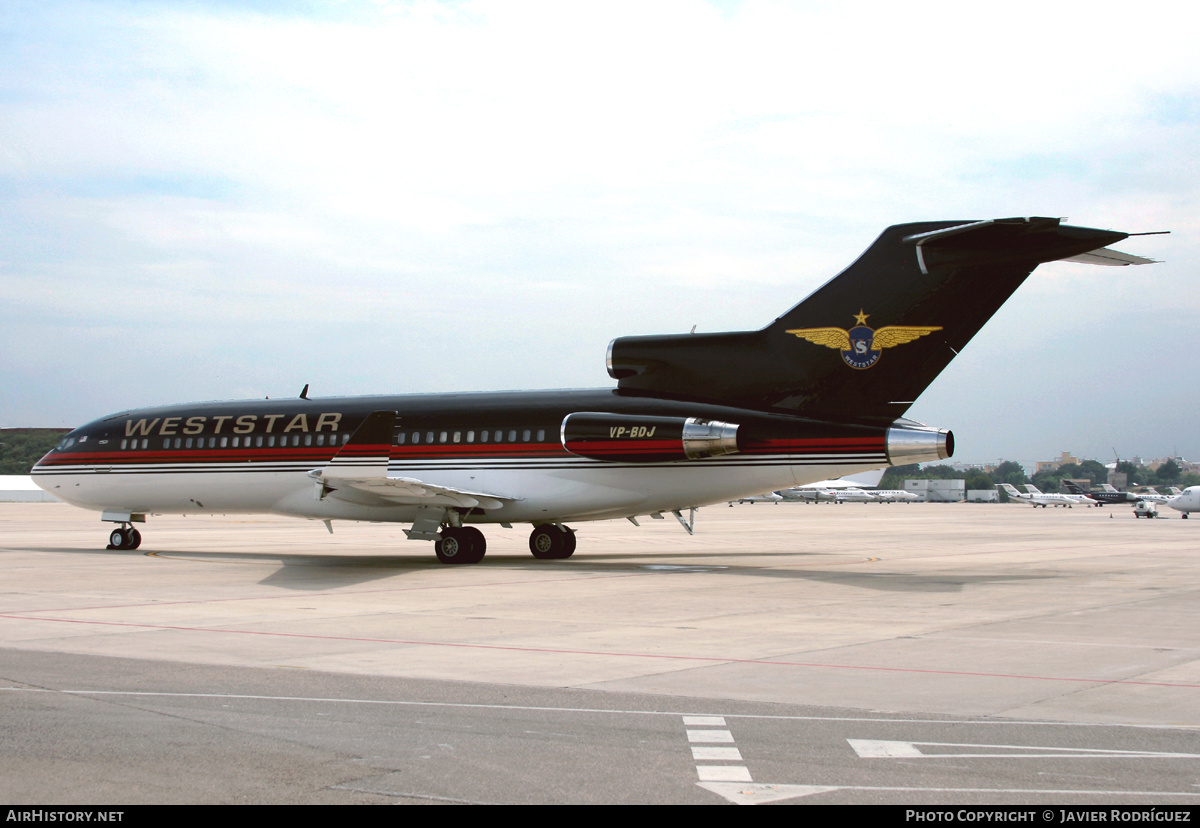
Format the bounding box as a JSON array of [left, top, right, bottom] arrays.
[[22, 545, 1053, 594]]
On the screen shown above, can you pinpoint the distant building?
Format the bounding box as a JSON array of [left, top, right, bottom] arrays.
[[1036, 451, 1079, 474], [905, 479, 965, 503]]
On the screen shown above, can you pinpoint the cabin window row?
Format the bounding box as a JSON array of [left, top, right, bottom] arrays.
[[395, 428, 548, 445], [115, 428, 552, 450], [121, 434, 354, 450]]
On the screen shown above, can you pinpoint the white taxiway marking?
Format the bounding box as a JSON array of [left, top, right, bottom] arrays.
[[687, 729, 734, 743], [682, 716, 755, 790], [848, 739, 1200, 759]]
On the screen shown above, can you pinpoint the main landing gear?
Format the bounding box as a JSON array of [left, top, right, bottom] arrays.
[[529, 524, 576, 560], [435, 526, 486, 564], [431, 523, 577, 564], [107, 525, 142, 550]]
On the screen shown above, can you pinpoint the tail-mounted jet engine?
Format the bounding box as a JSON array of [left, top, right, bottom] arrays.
[[562, 412, 739, 463], [885, 423, 954, 465]]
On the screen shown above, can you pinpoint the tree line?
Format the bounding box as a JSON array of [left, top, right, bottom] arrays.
[[0, 429, 70, 475], [879, 458, 1199, 496]]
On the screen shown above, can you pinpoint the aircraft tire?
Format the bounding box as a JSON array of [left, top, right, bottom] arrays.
[[128, 528, 142, 550], [435, 527, 484, 564], [460, 527, 486, 562], [529, 525, 574, 559], [108, 527, 132, 550]]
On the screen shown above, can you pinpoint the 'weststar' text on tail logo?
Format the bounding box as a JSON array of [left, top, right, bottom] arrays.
[[787, 310, 943, 370]]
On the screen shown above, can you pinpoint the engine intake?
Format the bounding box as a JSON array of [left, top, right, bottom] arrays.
[[562, 412, 739, 463]]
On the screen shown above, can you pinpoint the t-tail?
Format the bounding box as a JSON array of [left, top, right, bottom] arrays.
[[608, 217, 1151, 425]]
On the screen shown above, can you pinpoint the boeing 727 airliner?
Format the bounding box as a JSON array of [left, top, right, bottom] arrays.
[[32, 217, 1155, 563]]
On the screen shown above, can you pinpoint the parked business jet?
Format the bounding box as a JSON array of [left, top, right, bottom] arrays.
[[1167, 487, 1199, 518], [1132, 487, 1173, 503], [1061, 480, 1139, 507], [1023, 483, 1091, 507], [867, 489, 921, 503], [32, 217, 1153, 563], [830, 487, 877, 503], [999, 483, 1077, 507]]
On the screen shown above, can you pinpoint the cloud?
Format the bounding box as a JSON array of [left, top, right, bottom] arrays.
[[1, 0, 1197, 463]]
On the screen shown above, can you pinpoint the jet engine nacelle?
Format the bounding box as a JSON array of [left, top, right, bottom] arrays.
[[562, 412, 739, 463], [885, 423, 954, 465]]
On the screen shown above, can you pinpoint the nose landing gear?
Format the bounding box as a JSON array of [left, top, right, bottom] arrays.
[[107, 526, 142, 550]]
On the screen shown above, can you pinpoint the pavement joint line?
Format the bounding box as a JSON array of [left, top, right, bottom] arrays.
[[3, 612, 1200, 689]]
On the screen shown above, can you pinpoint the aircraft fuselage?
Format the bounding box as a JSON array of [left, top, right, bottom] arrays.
[[34, 389, 906, 525]]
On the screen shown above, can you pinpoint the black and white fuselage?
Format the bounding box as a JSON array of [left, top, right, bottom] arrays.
[[34, 390, 921, 525]]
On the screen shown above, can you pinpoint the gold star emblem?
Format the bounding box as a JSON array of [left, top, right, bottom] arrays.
[[854, 309, 869, 326]]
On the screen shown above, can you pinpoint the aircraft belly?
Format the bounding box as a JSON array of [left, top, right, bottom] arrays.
[[32, 470, 301, 514], [412, 458, 881, 523]]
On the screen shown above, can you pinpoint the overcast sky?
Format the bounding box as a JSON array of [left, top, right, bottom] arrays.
[[2, 0, 1197, 470]]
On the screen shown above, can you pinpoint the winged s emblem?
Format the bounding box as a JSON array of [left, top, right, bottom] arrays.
[[787, 310, 942, 370]]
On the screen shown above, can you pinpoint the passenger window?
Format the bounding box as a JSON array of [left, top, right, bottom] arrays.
[[467, 430, 474, 443], [439, 431, 447, 443], [255, 436, 263, 448], [186, 438, 193, 449], [508, 430, 516, 442], [142, 439, 149, 450], [268, 436, 275, 447], [305, 434, 313, 446], [220, 437, 229, 448], [121, 439, 128, 450], [479, 430, 488, 443], [426, 432, 434, 444], [453, 431, 461, 443], [522, 429, 530, 442], [396, 433, 405, 445]]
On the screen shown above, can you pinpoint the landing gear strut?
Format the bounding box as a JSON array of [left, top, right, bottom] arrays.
[[107, 525, 142, 550], [435, 526, 486, 564], [529, 524, 576, 559]]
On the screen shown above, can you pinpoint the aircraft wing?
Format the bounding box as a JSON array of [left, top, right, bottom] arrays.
[[306, 410, 517, 510], [309, 471, 514, 509]]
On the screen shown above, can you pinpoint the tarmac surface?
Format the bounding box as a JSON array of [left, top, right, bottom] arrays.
[[2, 500, 1198, 804]]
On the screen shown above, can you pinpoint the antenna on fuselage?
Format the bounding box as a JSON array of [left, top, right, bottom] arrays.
[[299, 384, 310, 400]]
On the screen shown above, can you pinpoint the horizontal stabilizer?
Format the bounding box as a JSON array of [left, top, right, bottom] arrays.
[[1062, 248, 1157, 266]]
